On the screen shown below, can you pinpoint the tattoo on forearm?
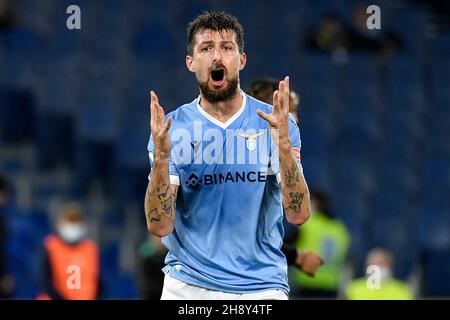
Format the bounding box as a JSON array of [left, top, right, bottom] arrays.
[[147, 207, 161, 223], [146, 178, 169, 197], [172, 194, 177, 212], [280, 152, 310, 218], [285, 192, 304, 213], [157, 183, 169, 200], [285, 161, 301, 188], [146, 182, 174, 223], [162, 198, 173, 217]]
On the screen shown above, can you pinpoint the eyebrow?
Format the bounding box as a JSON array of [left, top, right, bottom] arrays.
[[198, 40, 235, 46]]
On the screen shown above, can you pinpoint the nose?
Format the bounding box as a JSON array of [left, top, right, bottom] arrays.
[[212, 47, 222, 64]]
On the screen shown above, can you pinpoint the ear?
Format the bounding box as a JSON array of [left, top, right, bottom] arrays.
[[239, 52, 247, 71], [186, 55, 195, 73]]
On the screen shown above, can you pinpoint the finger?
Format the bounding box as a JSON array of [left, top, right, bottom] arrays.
[[157, 102, 166, 114], [278, 80, 284, 111], [162, 116, 172, 133], [157, 104, 166, 121], [153, 90, 160, 108], [151, 91, 161, 115], [272, 90, 280, 112], [256, 109, 271, 122], [150, 91, 156, 128], [153, 92, 166, 126], [283, 76, 290, 113]]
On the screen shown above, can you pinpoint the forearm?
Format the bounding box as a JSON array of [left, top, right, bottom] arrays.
[[144, 158, 176, 237], [279, 138, 310, 225]]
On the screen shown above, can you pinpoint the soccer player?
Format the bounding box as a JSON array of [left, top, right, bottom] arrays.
[[145, 11, 310, 300]]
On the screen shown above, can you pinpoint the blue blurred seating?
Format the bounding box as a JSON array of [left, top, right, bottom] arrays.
[[2, 27, 44, 56], [421, 249, 450, 297], [100, 241, 138, 299], [0, 86, 35, 144], [35, 113, 75, 169], [133, 19, 176, 57]]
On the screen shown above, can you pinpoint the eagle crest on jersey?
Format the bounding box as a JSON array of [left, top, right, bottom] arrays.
[[237, 131, 264, 151]]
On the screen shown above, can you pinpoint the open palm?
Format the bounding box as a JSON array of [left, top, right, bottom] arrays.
[[256, 76, 291, 143], [150, 91, 172, 159]]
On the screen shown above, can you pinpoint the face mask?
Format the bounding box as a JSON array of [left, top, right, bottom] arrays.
[[59, 223, 87, 244], [379, 267, 392, 282]]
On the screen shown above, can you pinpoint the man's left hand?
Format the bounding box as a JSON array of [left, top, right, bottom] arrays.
[[256, 76, 291, 146]]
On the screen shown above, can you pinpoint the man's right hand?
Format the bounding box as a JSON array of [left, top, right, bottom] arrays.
[[150, 90, 172, 160]]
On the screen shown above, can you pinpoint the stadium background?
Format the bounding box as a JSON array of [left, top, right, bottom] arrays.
[[0, 0, 449, 298]]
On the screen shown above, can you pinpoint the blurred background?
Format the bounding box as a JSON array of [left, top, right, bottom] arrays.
[[0, 0, 449, 299]]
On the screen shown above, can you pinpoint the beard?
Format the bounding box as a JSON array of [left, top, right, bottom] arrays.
[[199, 76, 239, 103]]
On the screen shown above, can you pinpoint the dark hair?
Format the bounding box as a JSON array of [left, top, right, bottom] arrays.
[[246, 78, 279, 104], [247, 78, 301, 114], [186, 11, 244, 56]]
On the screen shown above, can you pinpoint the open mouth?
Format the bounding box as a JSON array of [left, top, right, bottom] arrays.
[[210, 69, 225, 86]]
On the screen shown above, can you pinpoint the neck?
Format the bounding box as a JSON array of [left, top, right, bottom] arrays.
[[199, 87, 243, 123]]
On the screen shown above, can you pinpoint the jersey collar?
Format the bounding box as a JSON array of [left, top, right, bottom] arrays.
[[196, 90, 247, 129]]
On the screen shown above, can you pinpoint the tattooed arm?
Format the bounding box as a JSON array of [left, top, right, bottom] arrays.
[[144, 159, 178, 237], [145, 90, 177, 237], [257, 76, 310, 226], [278, 139, 310, 225]]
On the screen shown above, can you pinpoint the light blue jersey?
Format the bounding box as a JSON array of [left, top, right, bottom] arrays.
[[147, 92, 302, 294]]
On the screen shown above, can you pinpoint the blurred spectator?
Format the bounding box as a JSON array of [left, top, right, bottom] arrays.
[[0, 0, 17, 33], [137, 234, 167, 300], [304, 6, 403, 63], [37, 203, 102, 300], [246, 79, 324, 277], [346, 248, 413, 300], [303, 12, 350, 62], [292, 190, 350, 299], [283, 225, 325, 277], [347, 3, 403, 61], [0, 175, 15, 298], [246, 78, 300, 123]]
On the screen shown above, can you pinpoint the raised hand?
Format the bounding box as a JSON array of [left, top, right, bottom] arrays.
[[256, 76, 291, 144], [150, 90, 172, 160]]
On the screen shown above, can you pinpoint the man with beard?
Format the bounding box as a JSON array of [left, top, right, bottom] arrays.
[[145, 11, 310, 300]]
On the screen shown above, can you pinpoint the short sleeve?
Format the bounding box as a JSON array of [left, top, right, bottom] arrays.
[[269, 114, 303, 183], [288, 114, 302, 165]]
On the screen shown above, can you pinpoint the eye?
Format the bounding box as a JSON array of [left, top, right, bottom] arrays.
[[224, 46, 233, 51]]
